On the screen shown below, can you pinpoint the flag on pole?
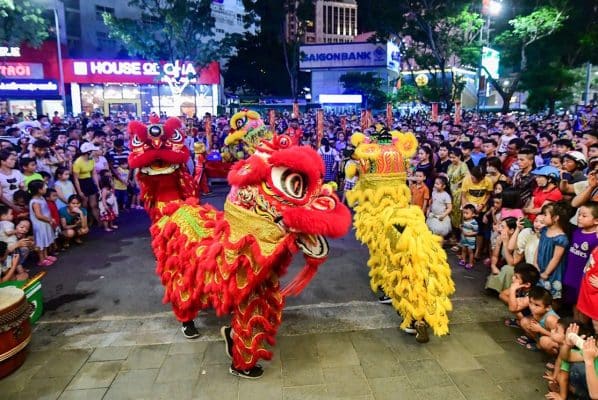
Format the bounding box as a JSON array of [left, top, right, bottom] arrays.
[[360, 109, 367, 132], [386, 103, 393, 128], [340, 115, 347, 132], [269, 109, 276, 132], [316, 109, 324, 148], [454, 101, 462, 125], [396, 77, 402, 90], [292, 102, 300, 118], [204, 114, 212, 149], [431, 102, 439, 122]]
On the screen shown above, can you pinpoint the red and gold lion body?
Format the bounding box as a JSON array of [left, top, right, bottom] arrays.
[[129, 114, 351, 370]]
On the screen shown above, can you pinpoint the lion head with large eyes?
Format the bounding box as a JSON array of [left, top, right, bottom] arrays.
[[128, 115, 188, 176]]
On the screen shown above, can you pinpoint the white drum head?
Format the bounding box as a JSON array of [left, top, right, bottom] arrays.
[[0, 286, 25, 310]]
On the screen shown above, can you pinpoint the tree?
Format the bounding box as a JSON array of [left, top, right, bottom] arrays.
[[103, 0, 237, 70], [103, 0, 238, 113], [360, 0, 483, 110], [0, 0, 49, 48], [389, 84, 419, 105], [488, 6, 567, 113], [339, 72, 386, 109], [520, 62, 577, 114], [238, 0, 314, 100]]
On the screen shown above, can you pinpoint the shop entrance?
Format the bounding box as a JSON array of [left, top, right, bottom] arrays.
[[104, 100, 140, 117]]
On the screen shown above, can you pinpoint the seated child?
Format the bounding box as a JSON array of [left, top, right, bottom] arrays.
[[545, 322, 598, 400], [500, 262, 540, 327], [0, 241, 28, 282], [14, 219, 33, 264], [518, 286, 564, 355]]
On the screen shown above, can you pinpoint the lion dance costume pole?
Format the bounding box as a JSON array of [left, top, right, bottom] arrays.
[[128, 112, 351, 376], [345, 129, 455, 342]]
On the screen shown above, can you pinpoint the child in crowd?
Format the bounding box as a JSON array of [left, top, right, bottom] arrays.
[[426, 176, 452, 238], [0, 241, 27, 282], [544, 323, 598, 400], [12, 190, 29, 220], [98, 175, 119, 232], [524, 166, 563, 222], [410, 170, 430, 214], [54, 167, 76, 209], [577, 246, 598, 335], [14, 219, 33, 264], [518, 286, 563, 354], [28, 180, 57, 266], [20, 157, 42, 190], [563, 202, 598, 313], [128, 171, 143, 210], [500, 262, 540, 327], [536, 201, 571, 304], [459, 204, 478, 270], [114, 158, 129, 211], [0, 206, 28, 281]]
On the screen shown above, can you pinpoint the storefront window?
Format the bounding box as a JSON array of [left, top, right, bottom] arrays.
[[122, 84, 139, 99], [104, 84, 123, 99], [140, 84, 159, 115], [9, 100, 37, 117], [159, 83, 197, 117], [42, 100, 64, 117], [80, 84, 104, 115]]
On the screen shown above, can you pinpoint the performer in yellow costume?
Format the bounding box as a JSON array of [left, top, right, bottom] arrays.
[[345, 128, 455, 343]]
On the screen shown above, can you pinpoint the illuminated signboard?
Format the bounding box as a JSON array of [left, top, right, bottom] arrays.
[[300, 43, 387, 69], [481, 46, 500, 79], [0, 47, 21, 57], [63, 59, 220, 85], [386, 41, 401, 73], [0, 80, 59, 97], [0, 63, 44, 79], [319, 94, 363, 104]]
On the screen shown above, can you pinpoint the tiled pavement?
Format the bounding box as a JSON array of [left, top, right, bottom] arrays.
[[0, 297, 551, 400]]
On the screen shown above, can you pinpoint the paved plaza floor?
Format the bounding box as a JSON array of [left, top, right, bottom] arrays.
[[1, 297, 550, 400]]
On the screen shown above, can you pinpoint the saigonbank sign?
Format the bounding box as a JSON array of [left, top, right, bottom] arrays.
[[62, 59, 220, 85], [300, 43, 398, 70]]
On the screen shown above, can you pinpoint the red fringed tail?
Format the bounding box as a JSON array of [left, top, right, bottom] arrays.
[[281, 255, 327, 297]]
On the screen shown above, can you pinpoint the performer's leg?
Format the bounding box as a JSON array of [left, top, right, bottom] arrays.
[[222, 276, 284, 378]]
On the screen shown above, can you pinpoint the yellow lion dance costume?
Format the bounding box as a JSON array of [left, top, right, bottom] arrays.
[[345, 128, 455, 342]]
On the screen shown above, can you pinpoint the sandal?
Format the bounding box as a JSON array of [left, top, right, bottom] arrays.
[[104, 228, 113, 232], [516, 336, 538, 351], [46, 255, 57, 262], [546, 362, 555, 370], [483, 258, 491, 266], [74, 238, 83, 244], [111, 225, 119, 229], [465, 263, 474, 270], [37, 259, 53, 267], [451, 246, 460, 253], [458, 259, 466, 267], [504, 318, 520, 328]]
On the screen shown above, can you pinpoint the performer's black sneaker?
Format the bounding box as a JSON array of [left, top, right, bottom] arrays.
[[220, 326, 233, 359], [378, 295, 392, 304], [181, 321, 200, 339], [229, 364, 264, 379], [415, 322, 429, 344]]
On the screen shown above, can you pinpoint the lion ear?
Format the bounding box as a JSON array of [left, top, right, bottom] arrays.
[[350, 132, 366, 147], [394, 131, 418, 159]]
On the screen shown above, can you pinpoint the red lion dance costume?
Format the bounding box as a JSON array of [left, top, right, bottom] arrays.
[[128, 113, 351, 378]]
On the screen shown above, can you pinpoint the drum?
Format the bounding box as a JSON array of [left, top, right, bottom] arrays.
[[0, 287, 33, 379]]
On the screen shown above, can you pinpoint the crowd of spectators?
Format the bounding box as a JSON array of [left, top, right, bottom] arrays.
[[2, 104, 598, 398]]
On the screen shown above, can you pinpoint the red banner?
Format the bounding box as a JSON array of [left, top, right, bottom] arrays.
[[386, 103, 393, 128], [292, 102, 300, 118], [431, 102, 439, 122], [340, 115, 347, 132], [316, 109, 324, 148], [360, 109, 367, 132], [454, 101, 462, 125], [204, 114, 212, 149], [269, 109, 276, 131]]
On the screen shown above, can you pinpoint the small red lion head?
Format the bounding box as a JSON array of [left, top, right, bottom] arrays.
[[128, 115, 189, 175]]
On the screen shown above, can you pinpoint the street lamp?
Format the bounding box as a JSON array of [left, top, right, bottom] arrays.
[[476, 0, 503, 112]]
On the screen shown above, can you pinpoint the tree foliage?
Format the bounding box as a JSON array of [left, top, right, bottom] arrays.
[[520, 62, 577, 114], [103, 0, 237, 68], [339, 72, 387, 109], [0, 0, 49, 48]]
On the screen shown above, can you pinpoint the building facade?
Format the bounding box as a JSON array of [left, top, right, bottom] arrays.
[[315, 0, 357, 43]]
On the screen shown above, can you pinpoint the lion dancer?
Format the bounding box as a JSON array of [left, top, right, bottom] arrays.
[[128, 115, 203, 339], [132, 111, 351, 378], [345, 128, 455, 343]]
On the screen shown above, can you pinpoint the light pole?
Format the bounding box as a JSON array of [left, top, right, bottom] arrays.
[[476, 0, 502, 113], [52, 5, 66, 114]]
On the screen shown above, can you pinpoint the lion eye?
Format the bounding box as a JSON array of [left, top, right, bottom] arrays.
[[271, 167, 307, 200], [171, 130, 183, 142], [131, 135, 143, 147]]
